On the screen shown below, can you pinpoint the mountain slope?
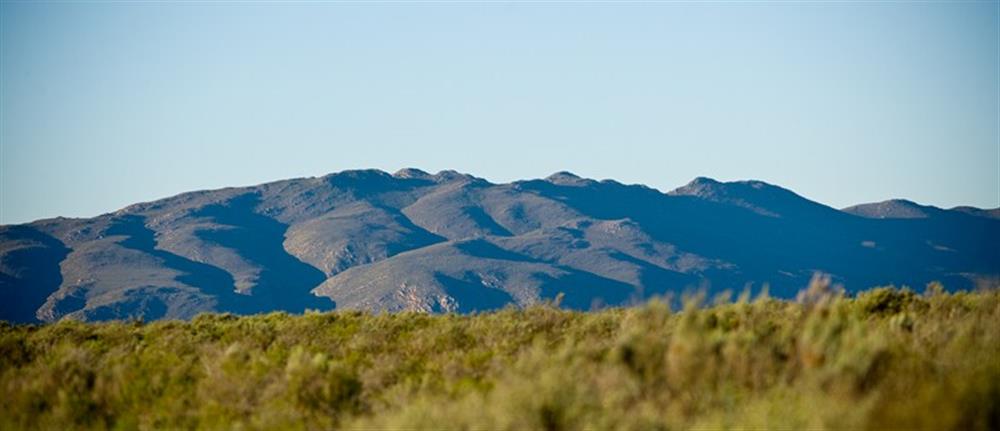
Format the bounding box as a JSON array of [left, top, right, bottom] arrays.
[[2, 169, 997, 322]]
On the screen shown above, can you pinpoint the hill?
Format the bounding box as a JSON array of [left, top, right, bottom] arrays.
[[2, 169, 998, 322]]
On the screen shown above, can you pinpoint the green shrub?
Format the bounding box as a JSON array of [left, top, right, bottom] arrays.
[[0, 286, 997, 430]]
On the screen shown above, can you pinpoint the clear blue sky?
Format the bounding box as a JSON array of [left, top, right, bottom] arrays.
[[1, 2, 997, 224]]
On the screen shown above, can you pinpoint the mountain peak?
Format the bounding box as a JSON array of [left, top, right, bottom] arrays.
[[322, 169, 398, 191], [671, 177, 721, 196], [548, 171, 580, 179], [669, 177, 832, 218], [393, 168, 433, 180], [674, 177, 783, 194], [545, 171, 592, 186], [324, 169, 392, 181], [690, 176, 721, 185], [432, 170, 480, 183], [842, 199, 938, 219], [671, 177, 786, 198]]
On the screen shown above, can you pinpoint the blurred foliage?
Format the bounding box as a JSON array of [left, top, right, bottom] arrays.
[[1, 279, 998, 430]]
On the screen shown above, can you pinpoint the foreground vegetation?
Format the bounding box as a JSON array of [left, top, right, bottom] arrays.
[[2, 280, 998, 430]]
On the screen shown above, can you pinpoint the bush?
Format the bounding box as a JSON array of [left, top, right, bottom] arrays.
[[0, 286, 997, 430]]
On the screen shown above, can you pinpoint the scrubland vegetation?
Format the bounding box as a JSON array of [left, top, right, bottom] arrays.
[[1, 280, 998, 430]]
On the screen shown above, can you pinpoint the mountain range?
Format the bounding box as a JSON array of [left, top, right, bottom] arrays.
[[2, 169, 997, 323]]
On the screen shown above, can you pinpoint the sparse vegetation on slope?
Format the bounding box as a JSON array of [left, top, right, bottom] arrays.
[[1, 282, 998, 430]]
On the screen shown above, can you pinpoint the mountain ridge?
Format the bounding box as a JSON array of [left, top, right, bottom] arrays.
[[18, 170, 999, 225], [2, 169, 997, 322]]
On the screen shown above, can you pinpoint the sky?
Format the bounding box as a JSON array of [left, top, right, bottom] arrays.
[[1, 2, 997, 224]]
